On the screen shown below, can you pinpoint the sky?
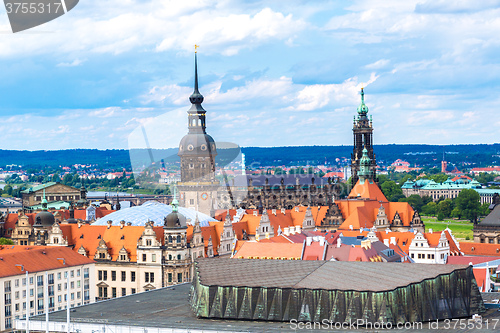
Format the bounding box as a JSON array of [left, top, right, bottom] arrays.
[[0, 0, 500, 150]]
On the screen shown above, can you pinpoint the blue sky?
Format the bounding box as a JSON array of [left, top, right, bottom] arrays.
[[0, 0, 499, 150]]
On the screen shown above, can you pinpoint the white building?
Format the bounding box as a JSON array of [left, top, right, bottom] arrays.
[[408, 230, 450, 264], [0, 246, 95, 332]]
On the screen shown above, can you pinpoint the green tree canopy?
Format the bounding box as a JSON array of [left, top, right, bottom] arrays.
[[399, 194, 424, 212], [0, 238, 14, 245], [381, 181, 403, 202], [455, 189, 481, 223]]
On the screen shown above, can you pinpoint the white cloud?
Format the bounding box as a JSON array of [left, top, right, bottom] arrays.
[[0, 2, 306, 57], [57, 58, 85, 67]]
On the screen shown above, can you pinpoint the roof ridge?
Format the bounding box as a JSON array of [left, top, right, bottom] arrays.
[[291, 261, 328, 288]]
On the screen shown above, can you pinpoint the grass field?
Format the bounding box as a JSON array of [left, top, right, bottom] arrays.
[[421, 217, 473, 240]]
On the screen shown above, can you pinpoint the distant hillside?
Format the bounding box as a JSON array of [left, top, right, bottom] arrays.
[[0, 144, 498, 169]]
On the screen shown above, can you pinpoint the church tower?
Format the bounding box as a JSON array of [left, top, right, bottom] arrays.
[[177, 50, 219, 216], [351, 88, 377, 186]]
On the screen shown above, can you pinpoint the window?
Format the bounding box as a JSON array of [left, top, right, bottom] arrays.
[[5, 293, 11, 305], [131, 288, 136, 294], [4, 281, 11, 292], [131, 272, 136, 282], [70, 270, 74, 278], [77, 281, 80, 288], [71, 293, 74, 301], [111, 271, 116, 281], [152, 254, 156, 262], [37, 299, 43, 310], [177, 235, 181, 243], [411, 253, 414, 259], [103, 271, 107, 281], [98, 287, 108, 298], [190, 199, 194, 205], [48, 274, 54, 284], [37, 276, 43, 286], [70, 282, 74, 289], [121, 271, 126, 282], [177, 254, 181, 260], [145, 272, 149, 283], [58, 296, 62, 303], [150, 273, 154, 283], [76, 270, 80, 277], [15, 291, 19, 300], [84, 268, 89, 278], [168, 273, 172, 283], [57, 284, 61, 291], [121, 288, 126, 297], [57, 273, 61, 280], [177, 273, 182, 283], [30, 289, 34, 297], [77, 292, 81, 299], [112, 288, 116, 298], [30, 277, 34, 285], [142, 254, 147, 262], [14, 279, 19, 288]]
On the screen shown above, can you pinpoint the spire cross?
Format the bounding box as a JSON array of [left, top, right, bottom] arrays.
[[194, 44, 199, 53]]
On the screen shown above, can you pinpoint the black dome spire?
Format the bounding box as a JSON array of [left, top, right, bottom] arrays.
[[189, 52, 204, 105]]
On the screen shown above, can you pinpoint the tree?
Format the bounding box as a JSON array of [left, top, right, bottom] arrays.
[[437, 199, 453, 218], [399, 194, 424, 212], [381, 181, 403, 202], [4, 184, 13, 196], [480, 202, 491, 216], [0, 238, 14, 245], [422, 202, 437, 216], [455, 189, 482, 223]]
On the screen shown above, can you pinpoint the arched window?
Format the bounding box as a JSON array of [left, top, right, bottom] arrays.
[[168, 235, 172, 243], [177, 235, 181, 243]]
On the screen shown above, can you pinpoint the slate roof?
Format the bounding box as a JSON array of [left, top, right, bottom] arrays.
[[479, 204, 500, 226], [195, 258, 468, 292]]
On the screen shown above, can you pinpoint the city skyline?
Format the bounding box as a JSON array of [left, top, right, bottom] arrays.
[[1, 0, 499, 150]]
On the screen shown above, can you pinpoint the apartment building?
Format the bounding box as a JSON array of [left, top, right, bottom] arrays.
[[0, 246, 95, 332]]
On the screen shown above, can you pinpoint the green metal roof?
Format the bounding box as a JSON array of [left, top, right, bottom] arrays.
[[29, 200, 70, 210], [21, 182, 58, 194]]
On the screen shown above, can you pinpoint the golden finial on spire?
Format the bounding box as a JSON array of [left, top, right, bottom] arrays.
[[194, 44, 199, 53]]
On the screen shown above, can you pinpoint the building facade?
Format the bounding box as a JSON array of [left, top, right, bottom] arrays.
[[0, 246, 95, 332]]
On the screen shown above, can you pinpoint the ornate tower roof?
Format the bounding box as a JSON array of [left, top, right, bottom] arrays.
[[178, 50, 217, 161], [358, 147, 372, 182], [357, 87, 369, 116]]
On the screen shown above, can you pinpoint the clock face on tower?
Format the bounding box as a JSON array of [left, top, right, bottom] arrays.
[[187, 144, 194, 151], [201, 144, 207, 151]]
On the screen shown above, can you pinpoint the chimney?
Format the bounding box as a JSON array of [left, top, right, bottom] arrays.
[[272, 209, 276, 215], [281, 208, 286, 214], [337, 238, 342, 248], [296, 225, 301, 234], [319, 237, 325, 246], [290, 227, 296, 235], [284, 227, 290, 236], [126, 222, 132, 226], [349, 225, 353, 231], [306, 237, 312, 246], [253, 211, 258, 216], [120, 220, 126, 229], [294, 206, 299, 212], [429, 229, 433, 234], [107, 220, 112, 229], [390, 237, 396, 246], [384, 239, 389, 246]]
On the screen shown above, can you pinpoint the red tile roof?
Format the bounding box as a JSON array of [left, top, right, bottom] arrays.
[[0, 246, 94, 278], [459, 242, 500, 256], [60, 224, 164, 262], [447, 256, 500, 265]]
